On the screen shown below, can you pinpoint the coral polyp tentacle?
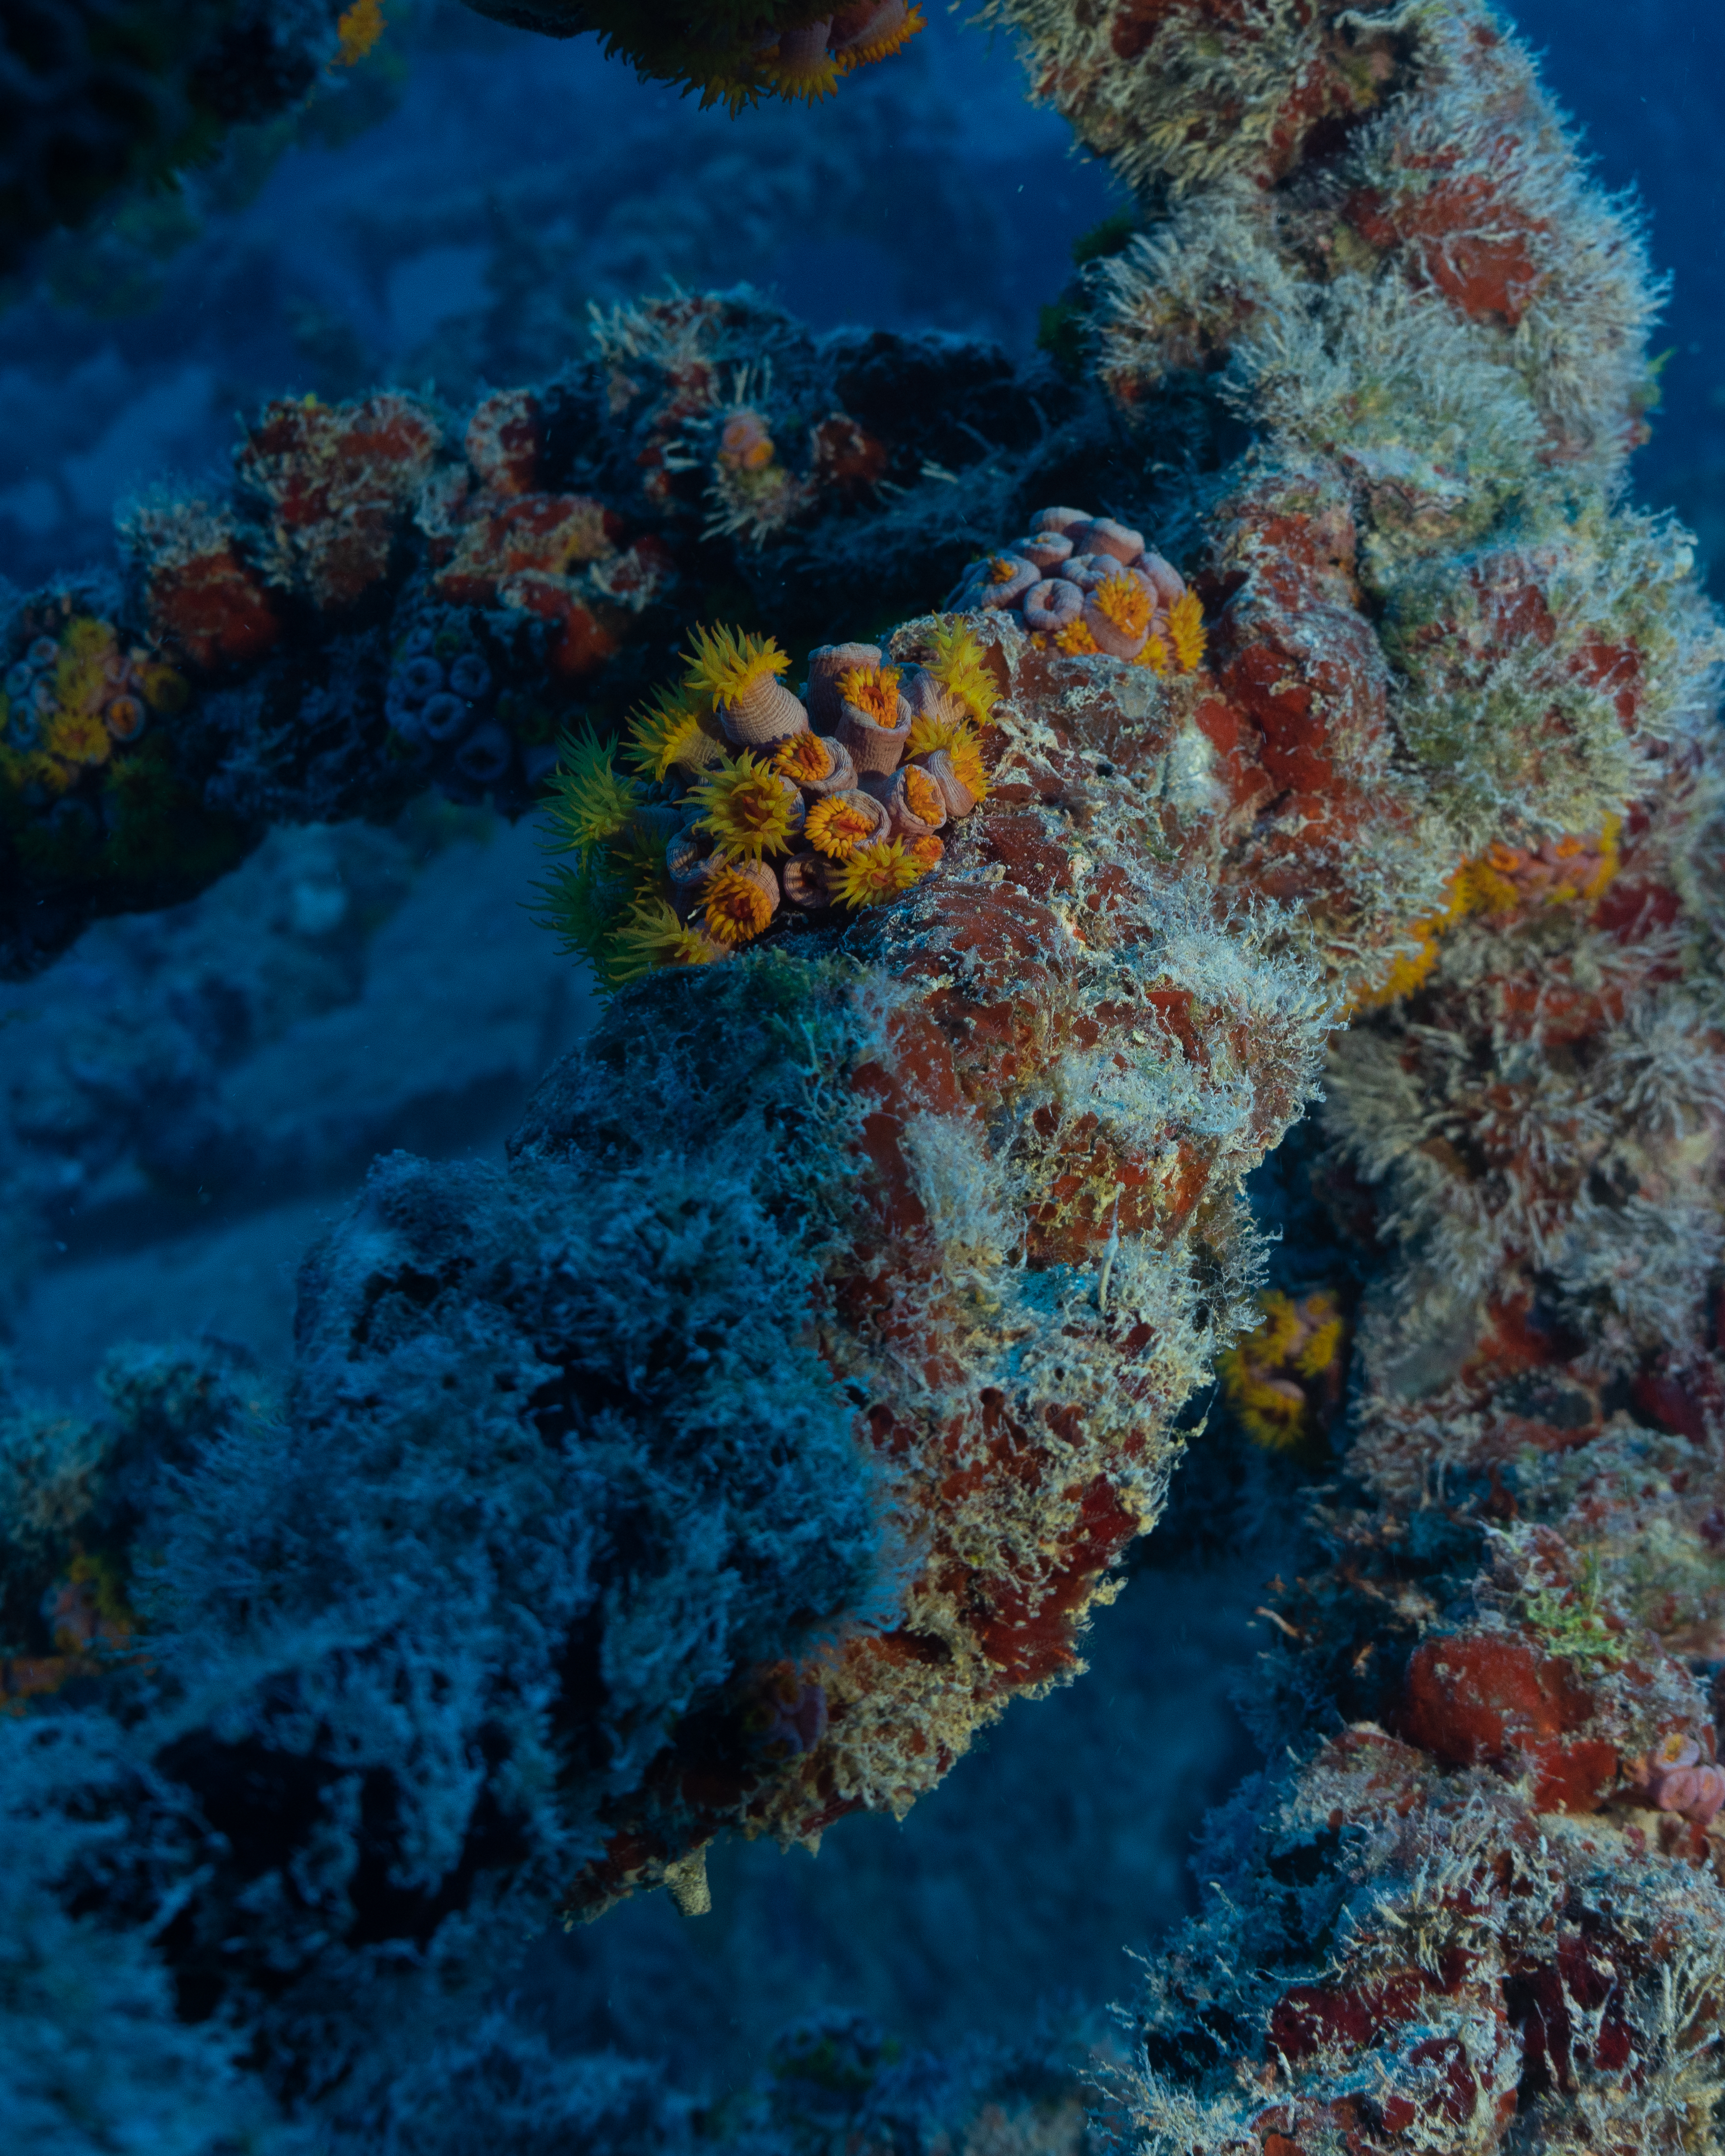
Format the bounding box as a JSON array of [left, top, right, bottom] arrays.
[[606, 900, 725, 982], [765, 18, 841, 101], [541, 726, 641, 858], [1167, 589, 1206, 673], [625, 683, 723, 780], [923, 619, 998, 725], [682, 622, 791, 708]]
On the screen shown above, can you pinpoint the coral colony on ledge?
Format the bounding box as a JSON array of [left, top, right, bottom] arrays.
[[7, 1, 1725, 2153]]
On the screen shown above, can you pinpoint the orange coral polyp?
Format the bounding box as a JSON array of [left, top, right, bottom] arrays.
[[703, 866, 774, 946], [949, 738, 989, 800], [1055, 619, 1100, 656], [775, 733, 836, 784], [836, 665, 901, 726], [805, 796, 877, 858], [903, 711, 971, 761], [719, 413, 775, 472], [902, 765, 944, 823], [1093, 573, 1152, 639], [903, 711, 989, 804], [335, 0, 386, 67], [986, 555, 1021, 586], [904, 832, 943, 872]]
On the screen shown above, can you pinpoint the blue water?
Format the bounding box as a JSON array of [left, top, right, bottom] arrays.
[[0, 7, 1119, 589]]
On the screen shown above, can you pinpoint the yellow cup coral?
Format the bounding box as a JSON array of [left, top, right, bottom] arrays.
[[606, 901, 724, 983], [923, 619, 998, 726], [831, 838, 926, 909], [692, 754, 805, 859], [684, 623, 806, 747], [1218, 1291, 1346, 1451], [683, 622, 790, 705], [904, 711, 988, 809], [775, 732, 841, 787], [625, 683, 722, 781], [1167, 588, 1207, 673]]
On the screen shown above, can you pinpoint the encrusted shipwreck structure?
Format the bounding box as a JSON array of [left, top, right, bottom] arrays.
[[0, 291, 1105, 974], [7, 3, 1725, 2153]]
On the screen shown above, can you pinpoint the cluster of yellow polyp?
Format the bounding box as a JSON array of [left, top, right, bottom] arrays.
[[537, 618, 994, 984]]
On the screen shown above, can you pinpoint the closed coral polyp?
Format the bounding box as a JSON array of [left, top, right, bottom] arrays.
[[901, 765, 945, 826], [832, 837, 924, 907], [104, 695, 146, 742], [836, 664, 902, 726], [718, 411, 776, 473], [703, 864, 775, 945], [904, 831, 943, 872], [694, 755, 802, 859]]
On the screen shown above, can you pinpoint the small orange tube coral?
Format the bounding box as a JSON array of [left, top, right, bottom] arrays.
[[774, 731, 855, 794], [702, 861, 779, 945], [805, 788, 890, 858], [836, 670, 912, 774], [836, 664, 901, 727]]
